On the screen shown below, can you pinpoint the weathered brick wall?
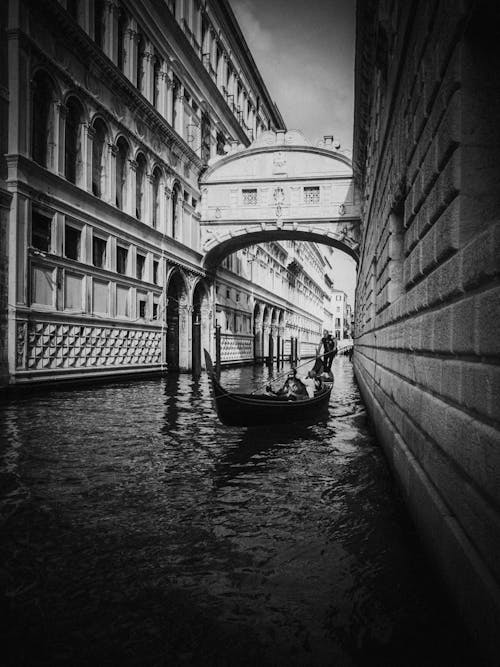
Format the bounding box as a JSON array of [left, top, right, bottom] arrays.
[[353, 1, 500, 659]]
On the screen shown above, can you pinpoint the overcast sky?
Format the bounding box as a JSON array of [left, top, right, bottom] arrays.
[[232, 0, 357, 305], [231, 0, 356, 151]]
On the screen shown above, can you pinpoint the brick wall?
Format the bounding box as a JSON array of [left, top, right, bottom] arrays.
[[353, 1, 500, 660]]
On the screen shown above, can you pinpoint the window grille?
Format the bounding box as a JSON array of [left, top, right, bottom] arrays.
[[242, 188, 257, 205], [304, 186, 320, 204]]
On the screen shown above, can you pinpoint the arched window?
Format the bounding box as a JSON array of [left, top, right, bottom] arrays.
[[136, 34, 145, 91], [201, 113, 211, 164], [32, 71, 54, 168], [115, 137, 129, 209], [153, 57, 161, 109], [135, 153, 147, 220], [171, 183, 180, 239], [91, 118, 107, 198], [64, 96, 84, 184], [94, 0, 105, 49], [117, 12, 127, 71], [152, 167, 161, 229]]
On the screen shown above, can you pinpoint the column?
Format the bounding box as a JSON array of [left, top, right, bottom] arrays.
[[107, 143, 117, 205], [158, 64, 168, 117], [127, 159, 137, 217], [142, 42, 154, 101], [175, 86, 184, 137], [123, 21, 138, 83], [85, 124, 95, 193], [164, 186, 172, 236], [158, 181, 167, 234], [178, 301, 190, 371], [145, 173, 154, 226], [166, 71, 174, 125]]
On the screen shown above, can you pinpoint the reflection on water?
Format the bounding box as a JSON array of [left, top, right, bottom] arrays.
[[0, 358, 478, 666]]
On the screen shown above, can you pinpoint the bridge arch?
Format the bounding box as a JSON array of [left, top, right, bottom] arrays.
[[200, 130, 361, 269]]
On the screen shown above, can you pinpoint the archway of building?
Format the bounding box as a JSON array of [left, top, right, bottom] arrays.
[[192, 279, 211, 373], [203, 229, 358, 271], [166, 271, 188, 371]]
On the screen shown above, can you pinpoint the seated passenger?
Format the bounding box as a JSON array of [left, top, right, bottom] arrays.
[[267, 368, 309, 400], [302, 370, 323, 397]]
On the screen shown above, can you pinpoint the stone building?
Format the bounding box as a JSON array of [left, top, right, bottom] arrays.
[[353, 0, 500, 659], [1, 0, 333, 387]]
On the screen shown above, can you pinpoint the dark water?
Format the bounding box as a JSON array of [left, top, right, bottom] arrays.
[[0, 358, 478, 666]]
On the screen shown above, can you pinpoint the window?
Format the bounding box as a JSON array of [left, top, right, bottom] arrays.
[[31, 210, 52, 252], [152, 167, 161, 228], [136, 34, 145, 91], [64, 97, 84, 184], [135, 153, 147, 220], [117, 13, 127, 71], [336, 294, 342, 300], [116, 285, 130, 318], [136, 253, 145, 280], [242, 188, 257, 205], [201, 113, 211, 164], [65, 224, 81, 260], [92, 236, 107, 268], [93, 279, 109, 314], [304, 186, 320, 204], [116, 245, 128, 275], [115, 137, 129, 210], [216, 132, 226, 156], [94, 0, 105, 48], [137, 293, 147, 319], [152, 302, 159, 319], [153, 58, 161, 109], [64, 272, 83, 310], [172, 184, 180, 238], [32, 71, 53, 168], [153, 260, 159, 285], [91, 119, 107, 197]]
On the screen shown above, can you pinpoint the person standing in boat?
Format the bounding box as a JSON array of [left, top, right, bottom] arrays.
[[267, 368, 308, 400], [320, 330, 337, 372]]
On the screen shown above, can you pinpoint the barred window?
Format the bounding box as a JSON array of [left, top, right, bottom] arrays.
[[242, 188, 257, 205], [304, 186, 320, 204]]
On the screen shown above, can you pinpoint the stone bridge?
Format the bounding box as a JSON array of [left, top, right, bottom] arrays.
[[199, 130, 361, 269]]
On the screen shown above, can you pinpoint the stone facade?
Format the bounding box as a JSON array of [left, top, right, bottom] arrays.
[[353, 1, 500, 659], [3, 0, 336, 386]]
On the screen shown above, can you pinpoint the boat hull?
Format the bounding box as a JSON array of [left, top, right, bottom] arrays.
[[204, 350, 332, 427]]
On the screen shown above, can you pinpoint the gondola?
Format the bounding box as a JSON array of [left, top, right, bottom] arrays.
[[204, 350, 333, 427]]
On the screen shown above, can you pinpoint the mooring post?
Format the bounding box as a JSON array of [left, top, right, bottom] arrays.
[[192, 316, 201, 376], [215, 324, 221, 378], [276, 335, 281, 367], [267, 333, 274, 368]]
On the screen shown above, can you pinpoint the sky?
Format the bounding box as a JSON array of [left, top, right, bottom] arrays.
[[231, 0, 357, 305]]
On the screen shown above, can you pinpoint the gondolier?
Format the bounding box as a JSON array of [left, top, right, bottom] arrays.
[[320, 330, 337, 372]]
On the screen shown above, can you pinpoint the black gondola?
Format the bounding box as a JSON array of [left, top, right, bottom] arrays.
[[204, 350, 333, 427]]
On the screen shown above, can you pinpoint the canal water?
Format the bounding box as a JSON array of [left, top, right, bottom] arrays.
[[0, 357, 479, 666]]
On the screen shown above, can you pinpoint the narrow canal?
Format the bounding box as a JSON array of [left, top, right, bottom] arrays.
[[1, 357, 479, 666]]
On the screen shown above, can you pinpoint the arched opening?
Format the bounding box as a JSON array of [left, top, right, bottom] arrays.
[[152, 166, 162, 229], [192, 281, 210, 374], [91, 118, 107, 198], [166, 272, 186, 371], [31, 70, 54, 168], [135, 152, 147, 220], [136, 34, 145, 92], [94, 0, 105, 49], [171, 182, 181, 239], [115, 136, 129, 210], [153, 57, 161, 110], [117, 11, 127, 72], [64, 96, 84, 184]]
